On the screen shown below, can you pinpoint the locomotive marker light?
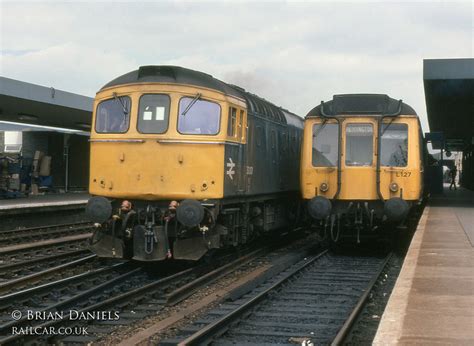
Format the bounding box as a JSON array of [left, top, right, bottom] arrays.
[[320, 182, 329, 192], [85, 196, 112, 224], [389, 182, 399, 192], [176, 199, 205, 227]]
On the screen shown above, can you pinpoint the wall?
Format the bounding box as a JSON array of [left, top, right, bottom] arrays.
[[0, 132, 4, 153], [21, 131, 89, 190], [22, 131, 49, 158], [461, 147, 473, 190]]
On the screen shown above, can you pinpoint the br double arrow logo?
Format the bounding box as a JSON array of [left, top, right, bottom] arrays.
[[226, 157, 235, 180]]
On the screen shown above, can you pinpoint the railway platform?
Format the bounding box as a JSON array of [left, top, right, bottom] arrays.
[[0, 192, 90, 215], [0, 192, 90, 231], [374, 185, 474, 345]]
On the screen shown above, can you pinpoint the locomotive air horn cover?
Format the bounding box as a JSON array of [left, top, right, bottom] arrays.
[[86, 196, 112, 223], [177, 199, 205, 227], [308, 196, 332, 220]]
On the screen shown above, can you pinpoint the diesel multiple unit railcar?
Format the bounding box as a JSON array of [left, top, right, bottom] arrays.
[[86, 65, 303, 261], [300, 94, 424, 242]]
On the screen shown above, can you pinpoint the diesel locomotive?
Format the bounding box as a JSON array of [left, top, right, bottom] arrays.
[[300, 94, 425, 242], [86, 65, 303, 261]]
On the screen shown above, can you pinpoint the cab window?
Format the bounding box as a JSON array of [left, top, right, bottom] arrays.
[[95, 96, 131, 133], [345, 123, 373, 166], [312, 123, 338, 167], [238, 110, 244, 139], [227, 107, 237, 137], [178, 98, 221, 135], [381, 123, 408, 167], [137, 94, 170, 134]]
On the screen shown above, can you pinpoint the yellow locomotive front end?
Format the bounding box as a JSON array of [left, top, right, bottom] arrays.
[[89, 83, 238, 201], [86, 66, 247, 261], [301, 94, 423, 241]]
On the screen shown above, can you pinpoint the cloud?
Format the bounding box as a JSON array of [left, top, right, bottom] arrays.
[[1, 42, 136, 95], [1, 1, 472, 133]]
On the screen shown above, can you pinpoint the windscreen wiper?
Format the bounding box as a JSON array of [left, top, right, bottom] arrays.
[[113, 92, 129, 115], [381, 118, 395, 136], [181, 93, 202, 116], [313, 119, 328, 138]]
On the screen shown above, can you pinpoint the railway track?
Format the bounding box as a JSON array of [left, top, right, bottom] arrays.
[[0, 260, 132, 317], [0, 233, 91, 264], [0, 222, 93, 246], [0, 232, 91, 256], [0, 253, 98, 294], [0, 236, 93, 289], [165, 250, 391, 345], [0, 246, 268, 345]]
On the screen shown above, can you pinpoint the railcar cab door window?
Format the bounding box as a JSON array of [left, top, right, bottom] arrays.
[[178, 97, 221, 135], [137, 94, 170, 134], [380, 123, 408, 167], [345, 123, 373, 166], [95, 96, 131, 133], [312, 123, 339, 167]]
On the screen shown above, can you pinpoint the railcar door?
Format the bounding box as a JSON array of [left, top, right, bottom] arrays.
[[303, 120, 340, 199], [340, 119, 377, 200]]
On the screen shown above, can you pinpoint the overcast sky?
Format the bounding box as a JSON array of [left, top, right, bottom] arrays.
[[1, 0, 472, 132]]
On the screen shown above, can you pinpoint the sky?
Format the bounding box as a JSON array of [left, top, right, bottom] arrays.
[[1, 0, 473, 133]]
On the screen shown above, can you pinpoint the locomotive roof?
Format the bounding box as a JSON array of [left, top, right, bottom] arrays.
[[101, 65, 302, 126], [306, 94, 417, 118], [101, 65, 242, 98]]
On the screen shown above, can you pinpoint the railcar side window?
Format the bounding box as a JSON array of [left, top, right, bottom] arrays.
[[238, 110, 244, 139], [137, 94, 170, 134], [381, 123, 408, 167], [227, 107, 237, 137], [312, 123, 338, 167], [178, 98, 221, 135], [95, 96, 131, 133], [345, 123, 373, 166]]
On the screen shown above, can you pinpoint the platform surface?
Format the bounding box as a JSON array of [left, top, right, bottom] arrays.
[[374, 186, 474, 345], [0, 192, 90, 211]]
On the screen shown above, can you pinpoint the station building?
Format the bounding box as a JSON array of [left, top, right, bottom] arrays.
[[423, 58, 473, 191], [0, 77, 93, 197]]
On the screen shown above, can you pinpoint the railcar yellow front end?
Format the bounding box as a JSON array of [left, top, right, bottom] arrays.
[[302, 116, 422, 201], [301, 94, 423, 241]]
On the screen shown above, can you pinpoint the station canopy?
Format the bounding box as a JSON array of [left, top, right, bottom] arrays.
[[0, 77, 93, 133], [423, 58, 474, 152]]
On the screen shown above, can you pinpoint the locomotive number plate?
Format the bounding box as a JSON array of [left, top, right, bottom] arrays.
[[395, 171, 411, 177]]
